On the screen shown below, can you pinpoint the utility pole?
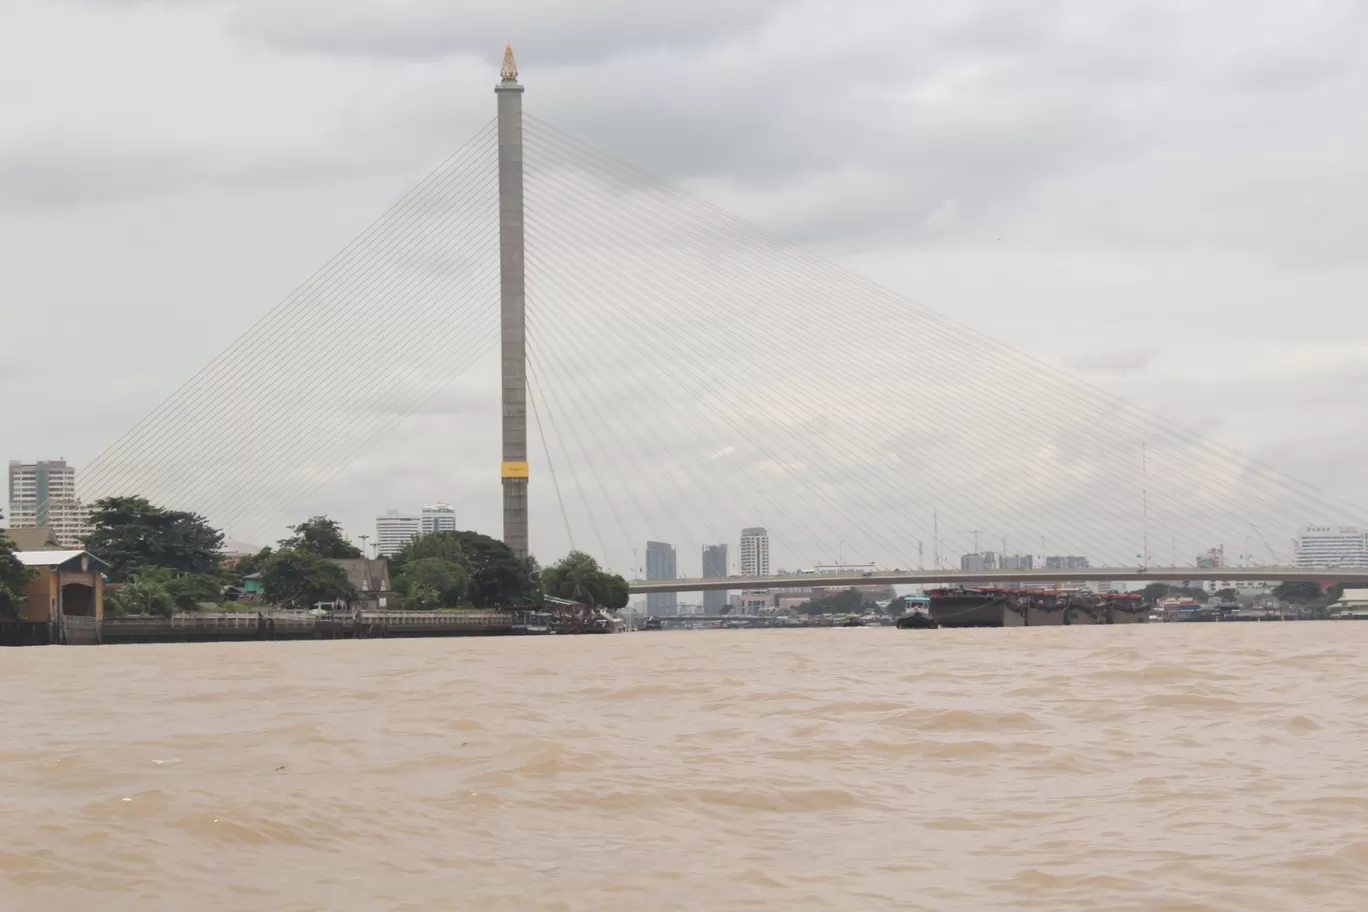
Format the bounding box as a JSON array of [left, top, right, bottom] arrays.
[[933, 510, 940, 569], [497, 43, 529, 559], [918, 540, 924, 571], [359, 534, 370, 559], [961, 530, 984, 554]]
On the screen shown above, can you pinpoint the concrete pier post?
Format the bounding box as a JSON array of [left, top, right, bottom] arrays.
[[496, 44, 529, 560]]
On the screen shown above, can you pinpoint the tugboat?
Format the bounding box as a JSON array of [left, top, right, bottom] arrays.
[[891, 595, 939, 629], [642, 616, 663, 631], [839, 615, 866, 627], [895, 612, 938, 629]]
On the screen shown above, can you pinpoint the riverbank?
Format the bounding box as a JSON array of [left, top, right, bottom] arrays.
[[1, 608, 561, 646]]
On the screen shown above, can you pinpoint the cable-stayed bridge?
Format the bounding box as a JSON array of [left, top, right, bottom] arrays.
[[75, 47, 1366, 584]]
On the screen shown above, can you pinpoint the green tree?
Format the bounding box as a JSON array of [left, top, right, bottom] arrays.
[[1274, 581, 1323, 604], [0, 530, 37, 621], [233, 547, 272, 578], [1318, 582, 1347, 608], [106, 568, 177, 617], [522, 554, 543, 600], [391, 532, 465, 568], [261, 550, 355, 608], [453, 532, 535, 606], [278, 517, 362, 559], [394, 531, 534, 608], [167, 572, 226, 611], [542, 551, 629, 610], [1212, 587, 1241, 602], [397, 557, 470, 609], [794, 587, 873, 615], [85, 497, 224, 581]]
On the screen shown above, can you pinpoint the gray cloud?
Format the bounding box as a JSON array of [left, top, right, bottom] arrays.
[[1069, 349, 1156, 375], [229, 0, 789, 63], [5, 0, 1368, 567]]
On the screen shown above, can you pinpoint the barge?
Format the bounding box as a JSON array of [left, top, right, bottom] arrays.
[[906, 587, 1148, 629]]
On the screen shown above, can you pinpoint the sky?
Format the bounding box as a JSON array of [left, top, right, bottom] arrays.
[[2, 0, 1366, 574]]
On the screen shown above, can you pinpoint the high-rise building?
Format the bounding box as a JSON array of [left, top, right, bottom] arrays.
[[7, 459, 90, 546], [1296, 526, 1368, 568], [701, 543, 729, 613], [1000, 554, 1033, 571], [421, 502, 458, 535], [1046, 555, 1090, 570], [961, 551, 998, 571], [375, 510, 421, 557], [740, 527, 770, 577], [645, 540, 678, 615]]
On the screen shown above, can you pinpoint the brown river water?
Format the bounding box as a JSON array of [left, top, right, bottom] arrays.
[[4, 623, 1368, 911]]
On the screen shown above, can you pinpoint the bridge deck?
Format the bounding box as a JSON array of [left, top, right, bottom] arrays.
[[628, 567, 1368, 594]]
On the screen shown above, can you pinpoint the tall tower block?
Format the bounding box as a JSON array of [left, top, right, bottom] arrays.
[[496, 44, 529, 559]]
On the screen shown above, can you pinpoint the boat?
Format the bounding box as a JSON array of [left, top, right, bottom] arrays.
[[895, 611, 938, 629], [915, 587, 1150, 629], [1102, 593, 1147, 623]]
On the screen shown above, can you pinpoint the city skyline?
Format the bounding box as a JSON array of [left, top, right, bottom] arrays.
[[9, 458, 1368, 582], [10, 459, 1368, 581]]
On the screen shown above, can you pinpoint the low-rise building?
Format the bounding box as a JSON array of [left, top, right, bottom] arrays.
[[10, 550, 111, 644], [329, 557, 400, 610], [1330, 588, 1368, 619]]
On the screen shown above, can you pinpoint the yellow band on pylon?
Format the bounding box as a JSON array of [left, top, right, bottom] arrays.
[[501, 461, 529, 479]]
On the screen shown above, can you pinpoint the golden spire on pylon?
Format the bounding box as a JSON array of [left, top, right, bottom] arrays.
[[500, 42, 518, 82]]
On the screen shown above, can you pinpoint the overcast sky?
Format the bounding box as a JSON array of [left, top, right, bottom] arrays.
[[2, 0, 1366, 573]]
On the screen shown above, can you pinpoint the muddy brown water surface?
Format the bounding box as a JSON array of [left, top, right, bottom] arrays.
[[4, 623, 1368, 910]]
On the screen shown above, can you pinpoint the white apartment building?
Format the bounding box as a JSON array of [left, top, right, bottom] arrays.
[[421, 502, 458, 535], [739, 526, 770, 577], [1295, 525, 1368, 569], [375, 510, 422, 557], [7, 459, 90, 547]]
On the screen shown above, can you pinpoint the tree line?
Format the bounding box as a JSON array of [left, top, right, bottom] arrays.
[[0, 496, 628, 618], [0, 511, 36, 620], [791, 588, 888, 616]]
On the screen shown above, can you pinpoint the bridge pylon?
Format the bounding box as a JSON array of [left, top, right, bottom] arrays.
[[497, 43, 529, 559]]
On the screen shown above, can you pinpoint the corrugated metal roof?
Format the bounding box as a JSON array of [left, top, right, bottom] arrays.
[[16, 550, 88, 566], [15, 550, 109, 571]]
